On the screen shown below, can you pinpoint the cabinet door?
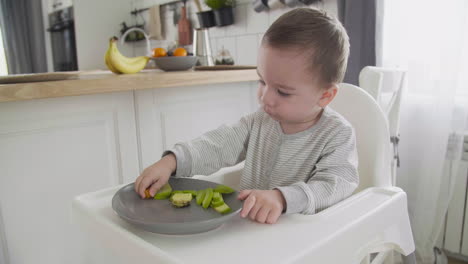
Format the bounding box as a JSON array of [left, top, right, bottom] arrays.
[[0, 91, 139, 264], [135, 82, 258, 169]]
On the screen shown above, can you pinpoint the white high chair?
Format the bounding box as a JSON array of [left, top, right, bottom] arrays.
[[72, 84, 415, 264], [359, 66, 406, 186]]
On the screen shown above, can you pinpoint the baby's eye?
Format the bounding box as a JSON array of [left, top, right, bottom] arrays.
[[258, 79, 266, 86], [277, 89, 291, 97]]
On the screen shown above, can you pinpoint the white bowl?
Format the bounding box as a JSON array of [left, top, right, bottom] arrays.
[[152, 56, 198, 71]]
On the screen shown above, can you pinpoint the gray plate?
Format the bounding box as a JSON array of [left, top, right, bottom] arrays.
[[112, 178, 243, 235]]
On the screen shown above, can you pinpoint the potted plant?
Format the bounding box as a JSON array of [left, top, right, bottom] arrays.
[[204, 0, 235, 27]]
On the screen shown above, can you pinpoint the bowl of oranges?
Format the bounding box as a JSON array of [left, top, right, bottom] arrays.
[[151, 47, 198, 71]]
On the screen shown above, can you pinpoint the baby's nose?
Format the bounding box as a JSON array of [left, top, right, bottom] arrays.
[[260, 88, 275, 107]]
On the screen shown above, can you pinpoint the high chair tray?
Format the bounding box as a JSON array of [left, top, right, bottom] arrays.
[[112, 179, 242, 235], [72, 185, 414, 264]]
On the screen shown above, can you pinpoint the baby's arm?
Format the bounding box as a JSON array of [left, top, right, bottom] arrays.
[[135, 113, 254, 197], [167, 113, 254, 177], [276, 125, 359, 215]]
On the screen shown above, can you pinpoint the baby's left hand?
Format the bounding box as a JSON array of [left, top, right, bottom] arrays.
[[237, 189, 286, 224]]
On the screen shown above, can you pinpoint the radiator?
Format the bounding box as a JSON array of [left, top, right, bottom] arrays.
[[440, 132, 468, 261]]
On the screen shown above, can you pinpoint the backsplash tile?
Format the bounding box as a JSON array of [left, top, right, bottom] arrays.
[[246, 5, 269, 34], [224, 4, 248, 36], [131, 0, 337, 65], [236, 34, 259, 65]]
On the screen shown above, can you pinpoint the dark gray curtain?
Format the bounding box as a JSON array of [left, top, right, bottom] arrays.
[[0, 0, 47, 74], [338, 0, 376, 85]]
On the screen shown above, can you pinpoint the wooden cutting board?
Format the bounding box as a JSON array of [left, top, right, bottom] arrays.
[[0, 72, 80, 84], [194, 65, 257, 71]]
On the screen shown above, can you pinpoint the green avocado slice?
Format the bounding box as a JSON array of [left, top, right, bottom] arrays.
[[214, 184, 235, 194], [154, 183, 172, 200], [213, 203, 232, 214]]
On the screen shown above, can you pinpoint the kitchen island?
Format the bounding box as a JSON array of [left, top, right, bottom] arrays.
[[0, 69, 258, 264]]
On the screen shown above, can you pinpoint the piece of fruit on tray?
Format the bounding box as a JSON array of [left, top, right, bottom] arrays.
[[171, 193, 193, 208], [154, 183, 173, 200]]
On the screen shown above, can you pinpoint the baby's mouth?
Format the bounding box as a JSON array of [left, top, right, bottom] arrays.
[[263, 106, 278, 119]]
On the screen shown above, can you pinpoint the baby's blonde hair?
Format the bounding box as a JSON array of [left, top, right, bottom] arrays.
[[262, 8, 350, 86]]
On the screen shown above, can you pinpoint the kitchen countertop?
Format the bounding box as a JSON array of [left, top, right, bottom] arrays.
[[0, 69, 258, 103]]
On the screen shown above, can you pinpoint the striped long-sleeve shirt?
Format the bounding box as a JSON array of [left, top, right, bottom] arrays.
[[166, 107, 359, 214]]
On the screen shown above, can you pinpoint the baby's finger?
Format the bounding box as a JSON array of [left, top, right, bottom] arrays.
[[266, 208, 282, 224], [255, 207, 270, 224], [248, 204, 261, 221], [148, 178, 167, 197], [238, 190, 253, 200], [240, 195, 256, 218], [138, 176, 156, 198]]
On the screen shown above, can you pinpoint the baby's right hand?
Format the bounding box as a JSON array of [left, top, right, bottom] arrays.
[[134, 153, 177, 199]]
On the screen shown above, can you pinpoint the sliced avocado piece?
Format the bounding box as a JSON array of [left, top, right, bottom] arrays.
[[154, 183, 172, 200], [171, 193, 192, 208], [196, 189, 206, 205], [210, 192, 224, 207], [211, 199, 224, 207], [214, 184, 235, 194], [170, 190, 197, 200], [212, 192, 223, 202], [214, 203, 231, 214], [202, 188, 214, 209], [183, 190, 197, 197]]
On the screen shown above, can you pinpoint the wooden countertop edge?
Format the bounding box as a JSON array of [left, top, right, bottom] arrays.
[[0, 69, 258, 103]]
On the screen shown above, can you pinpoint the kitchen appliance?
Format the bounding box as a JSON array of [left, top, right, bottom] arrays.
[[47, 7, 78, 71], [193, 28, 214, 66]]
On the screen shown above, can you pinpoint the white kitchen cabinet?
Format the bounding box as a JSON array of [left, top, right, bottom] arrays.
[[135, 81, 259, 170], [0, 91, 139, 264]]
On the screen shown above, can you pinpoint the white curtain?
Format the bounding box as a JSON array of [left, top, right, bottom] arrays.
[[379, 0, 468, 263]]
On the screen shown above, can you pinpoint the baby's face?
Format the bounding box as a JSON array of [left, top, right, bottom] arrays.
[[257, 44, 331, 126]]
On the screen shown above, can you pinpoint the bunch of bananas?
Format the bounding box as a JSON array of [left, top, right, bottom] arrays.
[[105, 37, 150, 74]]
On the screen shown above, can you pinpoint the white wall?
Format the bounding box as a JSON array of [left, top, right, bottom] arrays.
[[74, 0, 134, 70]]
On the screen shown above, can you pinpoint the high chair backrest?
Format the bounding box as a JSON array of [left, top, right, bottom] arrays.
[[330, 83, 392, 192], [359, 66, 406, 138]]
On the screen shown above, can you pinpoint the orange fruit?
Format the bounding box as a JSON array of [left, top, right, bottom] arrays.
[[152, 47, 167, 57], [173, 47, 187, 57], [144, 189, 151, 199]]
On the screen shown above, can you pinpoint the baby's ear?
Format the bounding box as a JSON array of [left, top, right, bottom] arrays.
[[318, 84, 338, 107]]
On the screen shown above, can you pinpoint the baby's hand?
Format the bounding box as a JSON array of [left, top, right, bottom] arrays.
[[134, 154, 176, 199], [237, 189, 286, 224]]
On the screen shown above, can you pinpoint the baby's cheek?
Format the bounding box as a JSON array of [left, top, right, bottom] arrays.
[[257, 87, 265, 103]]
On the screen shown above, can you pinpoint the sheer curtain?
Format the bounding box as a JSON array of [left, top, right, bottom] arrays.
[[380, 0, 468, 263]]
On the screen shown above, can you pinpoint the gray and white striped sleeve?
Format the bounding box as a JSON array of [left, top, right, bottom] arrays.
[[276, 125, 359, 214], [163, 113, 254, 177]]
